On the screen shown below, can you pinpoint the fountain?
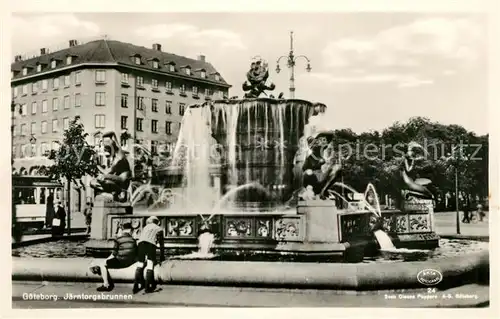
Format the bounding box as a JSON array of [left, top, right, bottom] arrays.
[[13, 61, 488, 300]]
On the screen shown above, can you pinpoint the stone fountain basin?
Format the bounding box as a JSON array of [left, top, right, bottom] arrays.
[[12, 250, 488, 290]]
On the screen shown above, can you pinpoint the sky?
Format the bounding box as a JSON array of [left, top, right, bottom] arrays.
[[11, 12, 489, 135]]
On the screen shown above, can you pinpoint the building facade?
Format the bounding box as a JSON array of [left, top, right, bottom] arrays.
[[11, 39, 231, 212]]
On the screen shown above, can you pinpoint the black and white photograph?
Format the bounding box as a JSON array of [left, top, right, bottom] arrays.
[[7, 0, 496, 313]]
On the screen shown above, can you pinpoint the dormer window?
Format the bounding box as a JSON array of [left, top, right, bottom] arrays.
[[169, 64, 175, 72], [36, 64, 42, 73], [66, 56, 72, 65], [185, 68, 191, 76], [51, 60, 57, 69], [22, 68, 28, 76], [152, 59, 159, 69], [200, 70, 206, 78], [131, 55, 142, 65], [214, 73, 220, 81]]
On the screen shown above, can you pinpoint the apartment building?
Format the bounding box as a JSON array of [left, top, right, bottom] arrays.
[[11, 38, 231, 210]]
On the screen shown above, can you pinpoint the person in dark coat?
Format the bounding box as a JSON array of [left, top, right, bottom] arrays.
[[90, 222, 137, 292], [45, 192, 55, 228], [52, 201, 66, 236]]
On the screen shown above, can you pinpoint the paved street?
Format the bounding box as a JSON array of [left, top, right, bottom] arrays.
[[434, 211, 489, 237], [12, 281, 488, 308]]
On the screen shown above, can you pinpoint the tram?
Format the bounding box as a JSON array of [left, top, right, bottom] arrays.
[[12, 175, 63, 230]]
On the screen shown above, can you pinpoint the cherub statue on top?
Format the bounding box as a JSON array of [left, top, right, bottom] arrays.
[[242, 58, 276, 98], [90, 131, 132, 202]]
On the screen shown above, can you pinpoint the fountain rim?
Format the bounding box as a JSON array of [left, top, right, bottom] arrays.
[[188, 98, 322, 109]]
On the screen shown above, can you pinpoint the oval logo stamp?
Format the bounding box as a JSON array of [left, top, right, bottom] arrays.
[[417, 269, 443, 286]]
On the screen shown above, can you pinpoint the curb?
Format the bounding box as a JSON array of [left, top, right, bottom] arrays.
[[12, 234, 89, 249], [12, 250, 489, 290]]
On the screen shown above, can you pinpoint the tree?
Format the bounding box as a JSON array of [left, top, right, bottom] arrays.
[[40, 117, 99, 235]]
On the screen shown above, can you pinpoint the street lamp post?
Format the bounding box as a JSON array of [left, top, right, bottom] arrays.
[[11, 101, 22, 243], [276, 31, 311, 99], [454, 166, 460, 235]]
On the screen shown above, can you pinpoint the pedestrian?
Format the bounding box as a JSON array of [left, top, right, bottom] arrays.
[[45, 192, 55, 228], [83, 202, 93, 234], [52, 201, 66, 236], [91, 222, 137, 292], [477, 203, 485, 222], [133, 216, 165, 294], [462, 201, 470, 223]]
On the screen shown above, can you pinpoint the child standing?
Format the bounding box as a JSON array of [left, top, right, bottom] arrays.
[[133, 216, 165, 294]]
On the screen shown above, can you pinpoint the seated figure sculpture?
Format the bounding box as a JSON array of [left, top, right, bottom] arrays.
[[90, 132, 132, 202], [300, 136, 341, 199], [400, 142, 434, 200]]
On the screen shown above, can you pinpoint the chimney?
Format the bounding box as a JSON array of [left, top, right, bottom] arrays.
[[40, 48, 47, 55], [69, 39, 78, 47], [197, 55, 206, 62], [152, 43, 162, 51], [14, 55, 22, 62]]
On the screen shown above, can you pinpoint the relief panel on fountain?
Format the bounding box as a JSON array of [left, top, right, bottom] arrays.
[[274, 217, 304, 242], [380, 212, 409, 233], [408, 214, 431, 233], [166, 217, 197, 238], [339, 213, 371, 242], [109, 216, 144, 239], [224, 217, 253, 239]]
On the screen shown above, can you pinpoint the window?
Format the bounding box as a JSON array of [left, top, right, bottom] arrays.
[[166, 81, 172, 92], [52, 119, 59, 132], [53, 77, 59, 89], [166, 121, 172, 135], [151, 120, 158, 133], [66, 56, 72, 65], [192, 86, 198, 95], [31, 122, 36, 134], [52, 141, 60, 151], [41, 79, 48, 91], [215, 74, 220, 81], [95, 92, 106, 106], [121, 116, 128, 129], [200, 71, 206, 78], [205, 88, 212, 96], [136, 118, 143, 131], [63, 117, 70, 130], [94, 115, 105, 128], [51, 60, 57, 69], [134, 56, 141, 65], [21, 104, 27, 116], [22, 68, 27, 76], [121, 73, 129, 84], [32, 82, 38, 93], [180, 84, 186, 94], [185, 68, 191, 75], [223, 91, 228, 99], [121, 94, 128, 108], [36, 64, 42, 73], [75, 71, 81, 85], [20, 145, 27, 158], [74, 93, 81, 107], [13, 87, 18, 97], [22, 85, 28, 95], [152, 99, 158, 112], [41, 142, 49, 155], [179, 103, 185, 116], [169, 64, 175, 72], [64, 75, 71, 87], [30, 144, 37, 157], [41, 121, 48, 133], [152, 79, 158, 89], [42, 100, 47, 113], [64, 95, 70, 109], [52, 98, 59, 111], [151, 141, 158, 154], [31, 102, 37, 114], [95, 70, 106, 83], [137, 97, 144, 110], [20, 124, 27, 136], [137, 76, 144, 87], [165, 101, 172, 114], [152, 60, 159, 68]]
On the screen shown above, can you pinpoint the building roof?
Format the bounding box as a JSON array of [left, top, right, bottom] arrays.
[[11, 39, 229, 87]]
